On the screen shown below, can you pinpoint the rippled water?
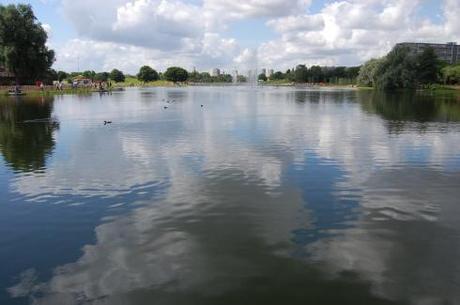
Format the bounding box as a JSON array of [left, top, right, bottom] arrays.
[[1, 87, 460, 305]]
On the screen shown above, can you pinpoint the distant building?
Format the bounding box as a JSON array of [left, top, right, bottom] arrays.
[[268, 69, 274, 77], [396, 42, 460, 64], [211, 68, 221, 77]]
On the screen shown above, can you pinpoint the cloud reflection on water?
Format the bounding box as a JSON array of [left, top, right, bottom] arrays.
[[2, 87, 460, 305]]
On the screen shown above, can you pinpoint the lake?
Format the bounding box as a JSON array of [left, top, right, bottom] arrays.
[[1, 87, 460, 305]]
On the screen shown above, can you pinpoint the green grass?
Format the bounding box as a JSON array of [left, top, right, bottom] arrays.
[[116, 77, 175, 87], [264, 79, 294, 85]]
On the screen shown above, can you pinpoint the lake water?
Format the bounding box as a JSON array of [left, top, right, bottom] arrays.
[[1, 87, 460, 305]]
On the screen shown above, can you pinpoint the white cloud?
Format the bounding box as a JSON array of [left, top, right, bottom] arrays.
[[267, 15, 324, 33], [54, 0, 460, 72], [257, 0, 460, 70], [203, 0, 311, 20]]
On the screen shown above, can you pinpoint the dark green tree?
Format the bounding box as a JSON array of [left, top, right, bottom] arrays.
[[237, 75, 247, 82], [44, 68, 58, 84], [295, 65, 309, 83], [164, 67, 188, 83], [57, 71, 68, 82], [415, 47, 440, 85], [82, 70, 96, 80], [0, 4, 55, 84], [95, 72, 109, 82], [109, 69, 125, 82], [200, 72, 212, 82], [137, 65, 159, 82], [270, 71, 284, 80], [258, 73, 267, 82], [309, 65, 323, 83], [375, 46, 417, 89]]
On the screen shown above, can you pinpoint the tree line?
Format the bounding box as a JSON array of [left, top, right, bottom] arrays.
[[258, 66, 360, 84], [358, 45, 460, 89]]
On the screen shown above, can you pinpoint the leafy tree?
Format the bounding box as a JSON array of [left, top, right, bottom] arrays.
[[345, 66, 360, 80], [82, 70, 96, 80], [442, 64, 460, 84], [237, 75, 247, 82], [95, 72, 109, 82], [374, 46, 417, 89], [200, 72, 212, 82], [188, 70, 200, 82], [285, 69, 295, 81], [44, 69, 58, 84], [295, 65, 309, 83], [164, 67, 188, 83], [57, 71, 68, 82], [109, 69, 125, 82], [137, 65, 159, 82], [358, 58, 383, 87], [0, 4, 55, 84], [309, 65, 323, 83], [258, 73, 267, 82], [270, 71, 284, 80], [415, 47, 440, 85]]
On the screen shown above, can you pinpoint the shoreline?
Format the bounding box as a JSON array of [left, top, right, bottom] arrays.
[[1, 83, 459, 97]]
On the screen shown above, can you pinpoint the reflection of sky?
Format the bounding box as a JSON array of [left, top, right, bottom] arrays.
[[286, 152, 359, 250], [1, 87, 460, 304]]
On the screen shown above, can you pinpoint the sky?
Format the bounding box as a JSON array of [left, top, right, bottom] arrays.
[[1, 0, 459, 74]]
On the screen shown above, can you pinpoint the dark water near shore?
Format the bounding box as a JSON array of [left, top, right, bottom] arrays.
[[1, 87, 460, 305]]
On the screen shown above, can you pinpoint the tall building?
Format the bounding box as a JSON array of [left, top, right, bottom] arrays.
[[268, 69, 274, 77], [396, 42, 460, 64]]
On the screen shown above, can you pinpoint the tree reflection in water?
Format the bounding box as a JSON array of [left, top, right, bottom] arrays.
[[358, 90, 460, 134], [0, 95, 58, 172]]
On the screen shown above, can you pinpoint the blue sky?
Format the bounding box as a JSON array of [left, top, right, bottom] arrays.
[[1, 0, 458, 73]]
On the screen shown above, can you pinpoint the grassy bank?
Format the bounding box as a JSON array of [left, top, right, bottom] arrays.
[[116, 77, 175, 87]]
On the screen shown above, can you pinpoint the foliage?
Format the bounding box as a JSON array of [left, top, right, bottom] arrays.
[[189, 71, 234, 83], [415, 47, 441, 85], [310, 66, 324, 83], [258, 73, 267, 82], [237, 75, 247, 82], [358, 58, 384, 87], [0, 4, 55, 84], [441, 64, 460, 85], [374, 46, 418, 89], [269, 71, 284, 81], [294, 65, 309, 83], [95, 72, 109, 82], [359, 46, 446, 89], [57, 71, 68, 82], [44, 69, 58, 84], [109, 69, 125, 83], [137, 65, 159, 82], [164, 67, 188, 83], [82, 70, 96, 80]]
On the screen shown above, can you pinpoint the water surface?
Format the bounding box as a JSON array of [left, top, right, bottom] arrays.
[[1, 87, 460, 305]]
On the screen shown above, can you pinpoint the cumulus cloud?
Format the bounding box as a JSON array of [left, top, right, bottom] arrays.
[[257, 0, 460, 70], [53, 0, 460, 72], [203, 0, 311, 20]]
